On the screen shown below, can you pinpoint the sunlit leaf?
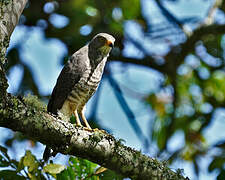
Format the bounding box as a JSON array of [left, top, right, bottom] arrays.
[[95, 167, 107, 175], [23, 150, 38, 173], [43, 164, 65, 175], [57, 166, 76, 180]]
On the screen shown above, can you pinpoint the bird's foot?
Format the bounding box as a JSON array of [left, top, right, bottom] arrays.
[[75, 124, 82, 128], [93, 128, 107, 134], [83, 127, 93, 132]]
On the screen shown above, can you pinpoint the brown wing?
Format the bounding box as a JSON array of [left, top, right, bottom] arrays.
[[47, 46, 88, 114]]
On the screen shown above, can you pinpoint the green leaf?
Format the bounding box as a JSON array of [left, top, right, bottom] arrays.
[[69, 157, 98, 176], [95, 167, 107, 175], [23, 150, 38, 172], [43, 164, 65, 175], [23, 151, 35, 166], [57, 171, 70, 180], [0, 170, 26, 180], [17, 156, 25, 172], [100, 169, 124, 180], [57, 167, 76, 180], [66, 157, 100, 179]]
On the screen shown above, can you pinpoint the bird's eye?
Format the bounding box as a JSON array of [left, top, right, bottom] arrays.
[[98, 36, 105, 42]]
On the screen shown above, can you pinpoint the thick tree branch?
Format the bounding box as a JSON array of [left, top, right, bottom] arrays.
[[0, 94, 188, 180], [0, 0, 27, 62], [0, 0, 27, 102]]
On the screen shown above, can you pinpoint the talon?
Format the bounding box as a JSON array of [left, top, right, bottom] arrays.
[[93, 128, 100, 131], [93, 128, 107, 134], [75, 124, 82, 127], [83, 127, 93, 132]]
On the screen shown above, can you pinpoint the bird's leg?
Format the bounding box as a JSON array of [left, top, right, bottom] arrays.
[[74, 110, 82, 127], [80, 106, 92, 130]]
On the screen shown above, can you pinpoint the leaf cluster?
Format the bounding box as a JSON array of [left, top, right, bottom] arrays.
[[0, 147, 123, 180]]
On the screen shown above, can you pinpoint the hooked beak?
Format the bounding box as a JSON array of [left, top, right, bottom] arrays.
[[106, 40, 114, 48]]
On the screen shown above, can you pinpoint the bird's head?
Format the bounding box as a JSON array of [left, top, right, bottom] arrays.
[[88, 33, 115, 60]]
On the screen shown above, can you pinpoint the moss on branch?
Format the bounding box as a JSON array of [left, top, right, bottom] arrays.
[[0, 94, 189, 180]]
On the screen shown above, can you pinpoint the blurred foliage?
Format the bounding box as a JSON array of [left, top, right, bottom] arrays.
[[0, 147, 122, 179], [57, 157, 123, 180], [3, 0, 225, 179], [0, 147, 42, 180]]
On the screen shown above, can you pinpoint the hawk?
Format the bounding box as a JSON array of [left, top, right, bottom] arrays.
[[43, 33, 115, 160]]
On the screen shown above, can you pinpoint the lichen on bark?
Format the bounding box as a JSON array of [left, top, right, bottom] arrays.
[[0, 93, 189, 180], [0, 0, 28, 99]]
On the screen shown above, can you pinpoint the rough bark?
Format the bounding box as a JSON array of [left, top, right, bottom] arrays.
[[0, 0, 27, 98], [0, 94, 188, 180], [0, 0, 27, 62]]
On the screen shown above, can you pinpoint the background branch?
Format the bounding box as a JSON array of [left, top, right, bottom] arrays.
[[106, 68, 150, 150], [165, 24, 225, 71], [155, 0, 190, 36]]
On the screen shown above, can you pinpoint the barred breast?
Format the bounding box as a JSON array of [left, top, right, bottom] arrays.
[[66, 58, 107, 112]]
